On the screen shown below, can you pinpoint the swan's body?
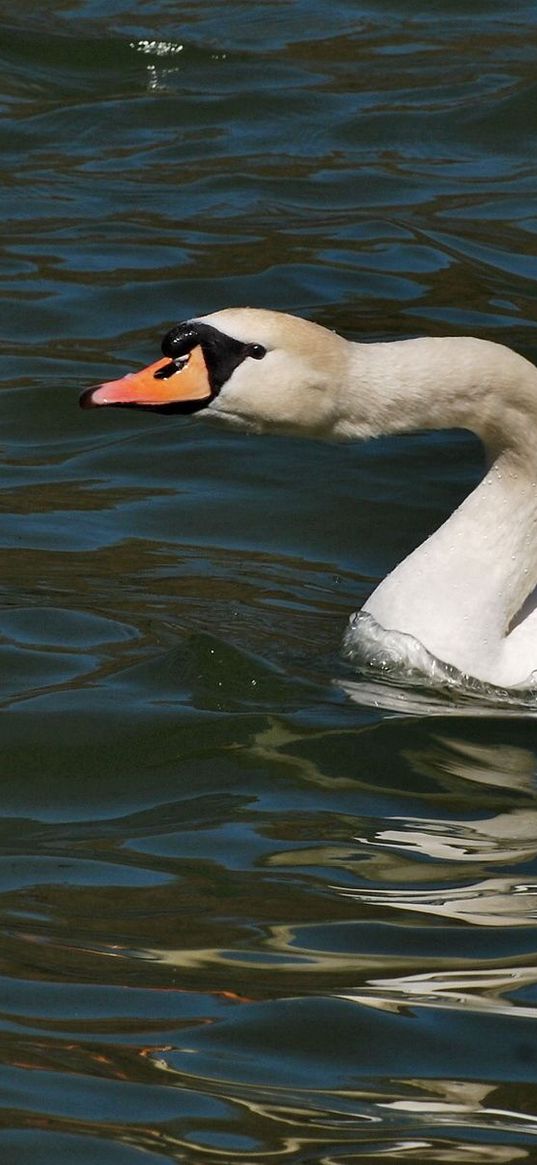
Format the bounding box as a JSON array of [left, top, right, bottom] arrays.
[[81, 308, 537, 691]]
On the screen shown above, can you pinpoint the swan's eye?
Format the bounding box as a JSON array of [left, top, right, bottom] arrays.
[[247, 344, 266, 360]]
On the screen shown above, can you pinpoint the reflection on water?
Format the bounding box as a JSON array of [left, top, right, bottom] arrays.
[[337, 737, 537, 925], [2, 682, 537, 1157], [30, 714, 536, 1157], [3, 0, 537, 1160]]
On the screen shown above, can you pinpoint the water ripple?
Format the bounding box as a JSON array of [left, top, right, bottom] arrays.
[[2, 0, 537, 1160]]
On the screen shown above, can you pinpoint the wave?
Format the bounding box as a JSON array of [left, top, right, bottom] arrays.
[[342, 610, 537, 714]]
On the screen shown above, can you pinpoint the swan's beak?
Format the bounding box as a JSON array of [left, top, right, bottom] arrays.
[[80, 345, 212, 413]]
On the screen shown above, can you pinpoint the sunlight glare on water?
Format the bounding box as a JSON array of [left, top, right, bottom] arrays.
[[1, 0, 537, 1161]]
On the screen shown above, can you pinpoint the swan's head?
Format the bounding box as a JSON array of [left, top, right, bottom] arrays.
[[80, 308, 351, 438]]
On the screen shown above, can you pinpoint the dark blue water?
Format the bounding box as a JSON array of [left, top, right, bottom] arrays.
[[2, 2, 537, 1160]]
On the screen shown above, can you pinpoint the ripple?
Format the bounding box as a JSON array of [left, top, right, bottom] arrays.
[[2, 0, 537, 1160]]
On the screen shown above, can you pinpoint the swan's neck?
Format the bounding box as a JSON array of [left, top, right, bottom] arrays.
[[341, 336, 537, 683], [340, 335, 537, 456]]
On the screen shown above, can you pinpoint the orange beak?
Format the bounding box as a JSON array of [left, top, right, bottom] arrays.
[[80, 345, 213, 412]]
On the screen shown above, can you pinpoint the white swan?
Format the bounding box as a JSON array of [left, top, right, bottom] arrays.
[[80, 307, 537, 691]]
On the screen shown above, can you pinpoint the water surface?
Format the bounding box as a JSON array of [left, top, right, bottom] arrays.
[[2, 1, 537, 1160]]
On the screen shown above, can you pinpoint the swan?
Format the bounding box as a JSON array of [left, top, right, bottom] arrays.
[[80, 307, 537, 691]]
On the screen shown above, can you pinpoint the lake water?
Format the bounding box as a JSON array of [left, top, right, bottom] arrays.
[[2, 2, 537, 1161]]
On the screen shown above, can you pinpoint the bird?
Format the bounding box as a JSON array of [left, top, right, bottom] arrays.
[[80, 307, 537, 692]]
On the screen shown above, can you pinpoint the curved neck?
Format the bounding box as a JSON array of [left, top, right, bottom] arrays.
[[340, 335, 537, 461], [348, 337, 537, 680]]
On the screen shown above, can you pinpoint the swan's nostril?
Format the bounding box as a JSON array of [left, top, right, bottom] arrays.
[[153, 358, 189, 380]]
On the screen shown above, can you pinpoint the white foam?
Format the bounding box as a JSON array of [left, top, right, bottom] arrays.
[[341, 611, 537, 713]]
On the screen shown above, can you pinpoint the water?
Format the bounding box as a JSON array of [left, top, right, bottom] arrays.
[[2, 1, 537, 1160]]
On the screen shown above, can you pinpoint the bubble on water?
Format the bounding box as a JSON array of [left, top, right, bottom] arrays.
[[131, 39, 185, 56]]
